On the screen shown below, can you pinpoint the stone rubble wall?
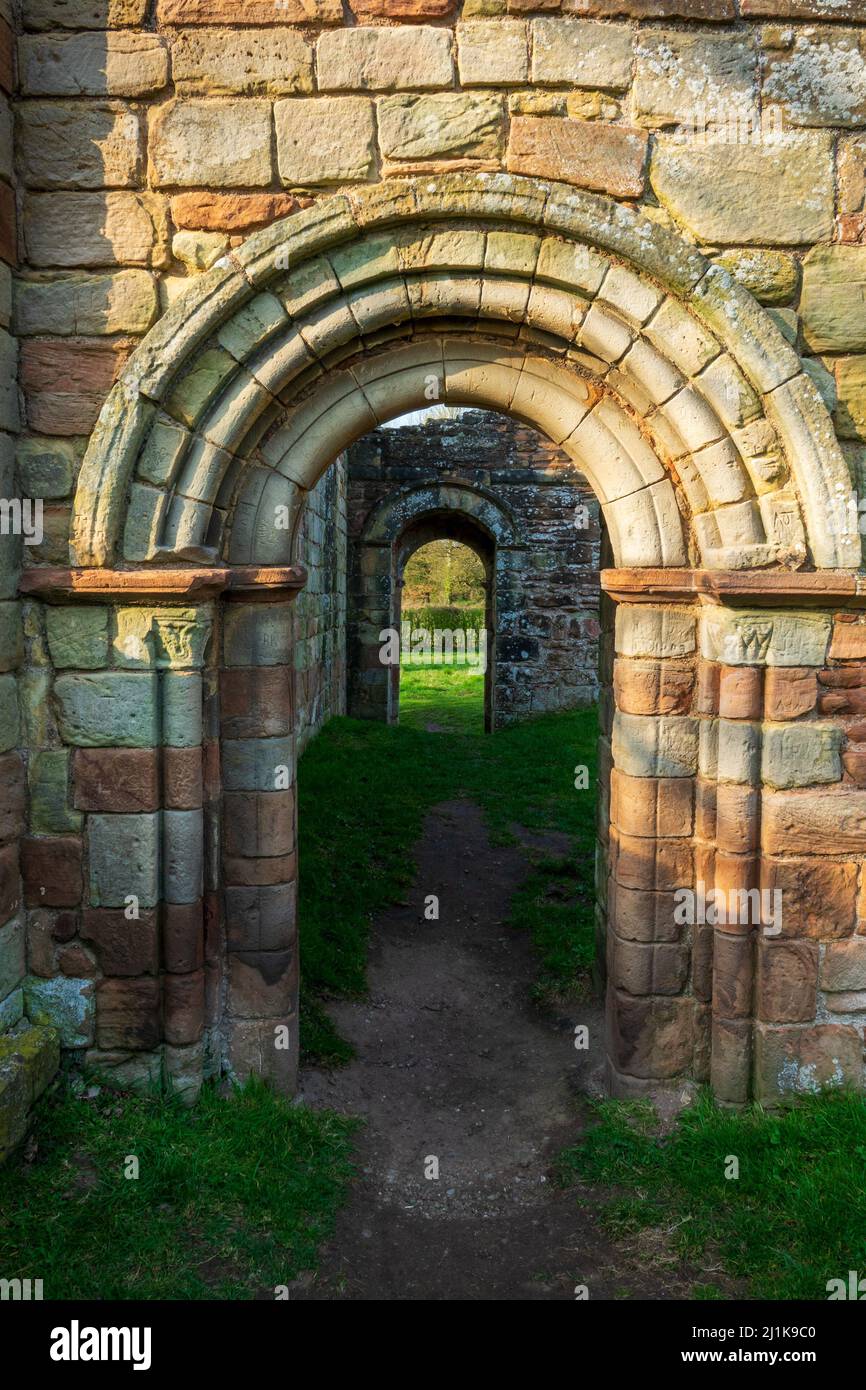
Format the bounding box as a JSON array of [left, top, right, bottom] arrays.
[[346, 410, 601, 723], [294, 452, 348, 752]]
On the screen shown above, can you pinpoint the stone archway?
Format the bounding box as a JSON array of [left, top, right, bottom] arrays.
[[348, 479, 519, 730], [31, 173, 864, 1107]]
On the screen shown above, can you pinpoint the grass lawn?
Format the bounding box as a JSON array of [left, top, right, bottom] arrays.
[[8, 667, 862, 1302], [0, 1080, 357, 1300], [556, 1089, 866, 1300], [397, 662, 486, 733], [298, 665, 599, 1060]]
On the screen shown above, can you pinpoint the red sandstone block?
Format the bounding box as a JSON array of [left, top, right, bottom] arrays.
[[838, 213, 866, 245], [81, 907, 159, 976], [818, 665, 866, 688], [607, 990, 694, 1080], [762, 789, 866, 855], [21, 337, 134, 433], [710, 1016, 751, 1105], [0, 180, 15, 267], [609, 881, 683, 943], [51, 911, 78, 944], [158, 0, 341, 19], [819, 687, 866, 716], [163, 901, 204, 974], [223, 852, 297, 887], [228, 949, 297, 1019], [694, 659, 720, 715], [609, 769, 693, 839], [829, 617, 866, 660], [613, 833, 692, 892], [163, 969, 205, 1046], [754, 1022, 862, 1104], [609, 935, 689, 996], [719, 664, 763, 720], [693, 1001, 711, 1082], [757, 938, 818, 1023], [72, 748, 160, 813], [223, 790, 295, 859], [507, 117, 648, 200], [220, 667, 293, 739], [694, 840, 715, 885], [57, 943, 96, 976], [22, 835, 82, 907], [694, 777, 716, 842], [713, 853, 759, 918], [820, 937, 866, 991], [761, 857, 858, 938], [712, 930, 753, 1020], [20, 337, 133, 395], [170, 192, 304, 234], [0, 752, 26, 843], [612, 658, 694, 715], [164, 746, 203, 810], [715, 783, 759, 855], [96, 977, 161, 1050], [350, 0, 456, 15], [843, 748, 866, 785], [764, 667, 817, 720]]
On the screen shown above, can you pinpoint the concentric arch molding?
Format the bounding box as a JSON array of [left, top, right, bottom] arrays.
[[69, 173, 861, 575]]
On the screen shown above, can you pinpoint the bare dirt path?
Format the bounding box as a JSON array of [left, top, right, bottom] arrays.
[[293, 799, 686, 1301]]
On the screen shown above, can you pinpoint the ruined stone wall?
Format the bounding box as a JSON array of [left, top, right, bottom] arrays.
[[1, 0, 61, 1159], [346, 411, 600, 722], [2, 0, 866, 1126], [294, 452, 348, 751]]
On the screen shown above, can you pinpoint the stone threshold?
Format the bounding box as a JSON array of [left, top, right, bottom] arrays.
[[18, 565, 309, 603], [602, 569, 866, 608]]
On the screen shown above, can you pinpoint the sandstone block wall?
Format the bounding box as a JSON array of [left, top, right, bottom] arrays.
[[294, 452, 347, 751], [603, 603, 866, 1104], [346, 411, 601, 724], [1, 1, 866, 1133]]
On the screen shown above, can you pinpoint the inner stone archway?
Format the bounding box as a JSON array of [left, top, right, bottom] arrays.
[[26, 173, 864, 1109]]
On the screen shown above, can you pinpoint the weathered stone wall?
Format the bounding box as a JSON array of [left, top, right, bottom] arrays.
[[605, 602, 866, 1105], [1, 1, 865, 1138], [294, 452, 348, 751], [8, 1, 866, 550], [346, 411, 600, 724], [0, 0, 61, 1159]]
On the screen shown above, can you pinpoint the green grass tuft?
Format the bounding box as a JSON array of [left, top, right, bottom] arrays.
[[506, 856, 596, 1006], [556, 1088, 866, 1300], [297, 669, 600, 1060], [0, 1080, 357, 1300]]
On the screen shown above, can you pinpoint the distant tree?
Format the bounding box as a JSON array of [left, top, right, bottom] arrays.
[[403, 540, 485, 608]]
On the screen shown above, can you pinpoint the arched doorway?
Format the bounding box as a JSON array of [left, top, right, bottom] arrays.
[[36, 173, 861, 1108], [347, 479, 518, 731], [394, 524, 492, 733]]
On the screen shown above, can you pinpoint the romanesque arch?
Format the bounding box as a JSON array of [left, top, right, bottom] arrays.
[[70, 173, 859, 574], [27, 173, 865, 1106], [348, 478, 516, 728]]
